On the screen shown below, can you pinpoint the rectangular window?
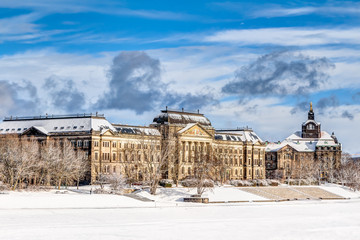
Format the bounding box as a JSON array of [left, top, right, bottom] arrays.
[[84, 140, 89, 147], [95, 152, 99, 160], [103, 142, 110, 148], [113, 153, 116, 161], [77, 140, 83, 147], [112, 142, 117, 148], [71, 140, 76, 147], [94, 141, 99, 147]]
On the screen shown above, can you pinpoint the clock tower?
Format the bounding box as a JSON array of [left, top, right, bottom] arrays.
[[301, 102, 321, 138]]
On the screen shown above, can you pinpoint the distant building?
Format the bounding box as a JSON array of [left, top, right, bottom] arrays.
[[265, 103, 342, 180], [0, 109, 266, 184]]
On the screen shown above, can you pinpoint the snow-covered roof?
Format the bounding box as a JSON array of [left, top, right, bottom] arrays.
[[113, 124, 160, 136], [266, 140, 316, 152], [215, 129, 263, 144], [152, 110, 212, 127], [302, 119, 321, 126], [266, 130, 340, 152], [0, 114, 159, 136]]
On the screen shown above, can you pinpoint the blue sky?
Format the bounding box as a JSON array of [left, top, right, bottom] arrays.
[[0, 0, 360, 154]]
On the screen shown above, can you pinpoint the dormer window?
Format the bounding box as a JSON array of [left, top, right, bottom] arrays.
[[54, 127, 58, 130], [17, 128, 21, 131]]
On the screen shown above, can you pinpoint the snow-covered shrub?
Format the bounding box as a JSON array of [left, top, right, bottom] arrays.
[[106, 173, 127, 192], [181, 178, 197, 187], [230, 180, 254, 187], [93, 188, 111, 194], [267, 179, 280, 186], [181, 178, 214, 188], [256, 179, 269, 186], [0, 181, 9, 191]]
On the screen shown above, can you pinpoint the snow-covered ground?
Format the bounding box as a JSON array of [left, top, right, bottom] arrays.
[[1, 185, 360, 240]]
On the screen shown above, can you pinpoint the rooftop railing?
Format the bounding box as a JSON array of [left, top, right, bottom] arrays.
[[4, 113, 104, 121]]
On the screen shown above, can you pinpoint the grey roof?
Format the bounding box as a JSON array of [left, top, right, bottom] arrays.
[[215, 129, 264, 144], [152, 110, 212, 127], [0, 114, 160, 136]]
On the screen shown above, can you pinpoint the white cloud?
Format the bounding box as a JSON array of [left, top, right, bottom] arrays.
[[204, 27, 360, 46], [0, 49, 112, 112], [0, 0, 195, 21], [252, 5, 360, 18]]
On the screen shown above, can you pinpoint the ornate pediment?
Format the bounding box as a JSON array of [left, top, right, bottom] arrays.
[[101, 129, 115, 136], [178, 124, 211, 138]]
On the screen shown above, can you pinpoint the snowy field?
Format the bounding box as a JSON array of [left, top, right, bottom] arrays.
[[1, 185, 360, 240]]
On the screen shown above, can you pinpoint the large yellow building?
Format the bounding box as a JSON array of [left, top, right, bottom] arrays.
[[0, 109, 266, 184]]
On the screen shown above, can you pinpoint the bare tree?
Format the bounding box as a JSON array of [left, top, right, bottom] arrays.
[[192, 144, 216, 195], [142, 135, 174, 195], [0, 136, 40, 190], [336, 153, 360, 191]]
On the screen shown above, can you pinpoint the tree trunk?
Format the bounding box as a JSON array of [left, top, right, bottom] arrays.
[[58, 177, 62, 190]]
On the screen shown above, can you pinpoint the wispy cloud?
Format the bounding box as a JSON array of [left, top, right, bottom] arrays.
[[213, 1, 360, 18], [0, 13, 42, 35], [0, 0, 195, 21], [252, 5, 360, 18], [203, 27, 360, 46]]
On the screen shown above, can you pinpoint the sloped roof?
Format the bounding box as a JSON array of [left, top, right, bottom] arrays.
[[266, 130, 340, 152], [152, 110, 212, 127], [0, 115, 160, 136], [113, 124, 160, 136], [215, 129, 263, 144]]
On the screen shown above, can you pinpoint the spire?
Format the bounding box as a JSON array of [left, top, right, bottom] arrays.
[[308, 102, 315, 120]]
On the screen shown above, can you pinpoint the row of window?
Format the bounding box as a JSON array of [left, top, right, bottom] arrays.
[[93, 141, 160, 150], [94, 152, 159, 162], [0, 126, 87, 132], [71, 140, 89, 148], [53, 126, 85, 130], [0, 128, 28, 132]]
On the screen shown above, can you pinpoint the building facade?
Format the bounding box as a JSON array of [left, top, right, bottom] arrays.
[[265, 104, 342, 180], [0, 109, 266, 184]]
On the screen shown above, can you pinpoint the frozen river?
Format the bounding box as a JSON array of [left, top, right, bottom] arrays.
[[1, 197, 360, 240]]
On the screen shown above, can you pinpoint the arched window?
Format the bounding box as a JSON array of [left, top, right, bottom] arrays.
[[307, 124, 315, 130]]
